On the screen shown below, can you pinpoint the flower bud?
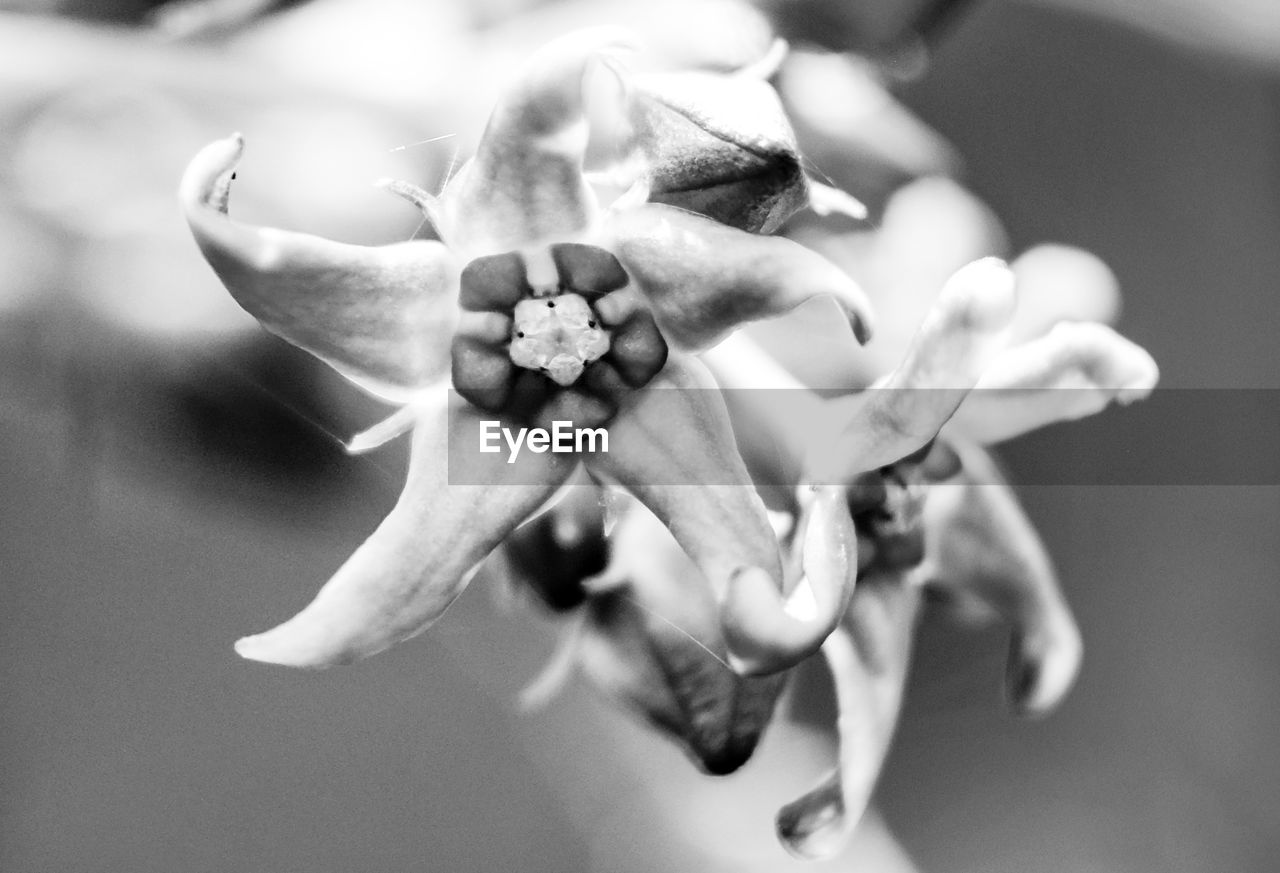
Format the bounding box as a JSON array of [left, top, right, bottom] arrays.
[[627, 69, 808, 234]]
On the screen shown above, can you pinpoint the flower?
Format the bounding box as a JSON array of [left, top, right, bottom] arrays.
[[179, 28, 876, 675], [501, 253, 1157, 858]]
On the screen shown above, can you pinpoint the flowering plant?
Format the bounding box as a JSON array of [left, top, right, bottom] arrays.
[[179, 24, 1158, 862]]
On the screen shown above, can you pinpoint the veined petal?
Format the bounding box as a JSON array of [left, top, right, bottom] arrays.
[[606, 203, 875, 352], [948, 321, 1160, 445], [437, 28, 633, 257], [180, 134, 459, 400], [920, 442, 1082, 716], [576, 500, 787, 775], [807, 257, 1017, 484], [585, 355, 843, 675], [777, 580, 920, 860], [234, 398, 576, 668]]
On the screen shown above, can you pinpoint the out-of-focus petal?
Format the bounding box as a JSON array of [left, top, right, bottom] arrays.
[[436, 28, 632, 257], [807, 257, 1016, 484], [778, 51, 960, 185], [919, 442, 1083, 716], [606, 203, 875, 352], [703, 332, 825, 504], [234, 398, 576, 668], [628, 62, 808, 234], [576, 500, 787, 774], [180, 134, 459, 400], [498, 480, 610, 613], [777, 578, 921, 860], [949, 321, 1160, 444], [1007, 245, 1121, 343]]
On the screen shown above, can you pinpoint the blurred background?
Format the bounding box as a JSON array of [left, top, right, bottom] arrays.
[[1, 0, 1278, 871]]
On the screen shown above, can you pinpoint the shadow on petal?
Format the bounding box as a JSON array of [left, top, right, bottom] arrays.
[[606, 203, 875, 352], [438, 28, 633, 256]]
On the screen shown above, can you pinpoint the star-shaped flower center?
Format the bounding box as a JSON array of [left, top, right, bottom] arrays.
[[509, 292, 611, 386]]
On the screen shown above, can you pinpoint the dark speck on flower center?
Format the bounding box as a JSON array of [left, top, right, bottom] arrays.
[[509, 291, 612, 386]]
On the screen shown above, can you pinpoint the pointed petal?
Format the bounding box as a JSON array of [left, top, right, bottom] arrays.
[[920, 443, 1083, 716], [576, 501, 786, 775], [948, 321, 1160, 445], [180, 135, 459, 400], [585, 355, 842, 674], [807, 257, 1017, 484], [437, 28, 632, 256], [234, 398, 576, 668], [346, 403, 420, 454], [778, 584, 920, 860], [606, 203, 875, 351]]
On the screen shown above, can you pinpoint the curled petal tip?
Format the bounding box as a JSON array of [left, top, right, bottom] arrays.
[[720, 486, 856, 675], [178, 133, 244, 212], [1008, 621, 1083, 718], [776, 774, 848, 861]]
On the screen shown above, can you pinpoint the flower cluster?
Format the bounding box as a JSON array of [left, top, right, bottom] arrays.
[[180, 26, 1158, 861]]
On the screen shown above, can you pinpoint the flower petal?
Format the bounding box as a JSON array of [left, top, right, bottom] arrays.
[[807, 257, 1017, 484], [777, 581, 920, 860], [436, 28, 632, 257], [498, 480, 609, 613], [576, 500, 787, 775], [586, 355, 843, 674], [948, 321, 1160, 445], [233, 398, 576, 668], [919, 442, 1083, 716], [1007, 245, 1121, 343], [606, 203, 875, 352], [180, 134, 459, 400]]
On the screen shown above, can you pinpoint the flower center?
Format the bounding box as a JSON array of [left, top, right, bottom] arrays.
[[508, 292, 612, 386]]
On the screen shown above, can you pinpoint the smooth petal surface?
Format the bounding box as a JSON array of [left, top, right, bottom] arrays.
[[180, 135, 459, 399], [437, 28, 631, 257], [1006, 245, 1121, 344], [807, 257, 1017, 484], [587, 355, 843, 675], [919, 443, 1083, 716], [577, 501, 787, 775], [948, 321, 1160, 445], [703, 332, 826, 505], [234, 398, 576, 668], [777, 580, 921, 860], [607, 203, 875, 351]]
